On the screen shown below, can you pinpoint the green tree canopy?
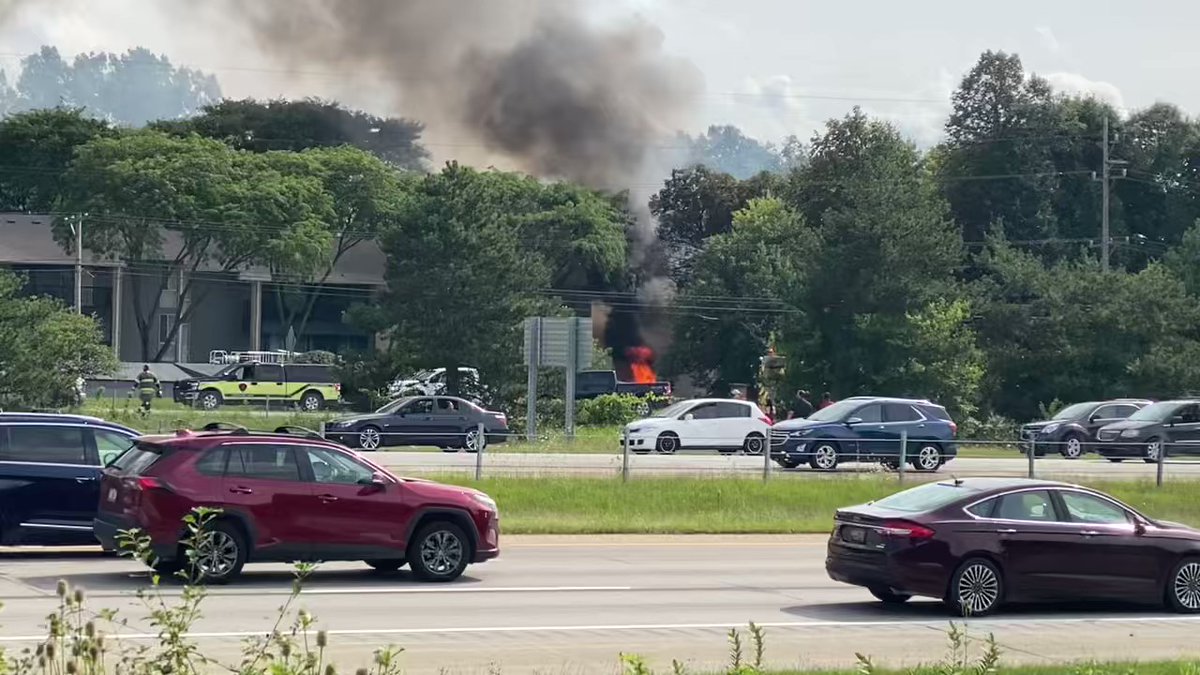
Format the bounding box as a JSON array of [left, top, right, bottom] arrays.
[[0, 108, 114, 211]]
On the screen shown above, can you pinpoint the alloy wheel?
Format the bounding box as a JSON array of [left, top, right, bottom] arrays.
[[303, 395, 321, 412], [1147, 440, 1162, 462], [813, 445, 837, 470], [359, 428, 381, 450], [1063, 437, 1083, 459], [201, 393, 219, 410], [1175, 562, 1200, 611], [956, 562, 1000, 616], [917, 446, 941, 471], [465, 429, 485, 453], [744, 435, 764, 455], [657, 435, 678, 454], [194, 530, 239, 579], [419, 530, 464, 576]]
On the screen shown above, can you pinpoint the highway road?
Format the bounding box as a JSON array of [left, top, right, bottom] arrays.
[[2, 537, 1199, 673], [367, 450, 1200, 481]]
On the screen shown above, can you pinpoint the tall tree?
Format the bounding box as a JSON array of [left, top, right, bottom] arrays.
[[13, 46, 221, 126], [55, 131, 334, 360], [0, 108, 114, 212], [678, 125, 784, 179], [155, 99, 429, 171]]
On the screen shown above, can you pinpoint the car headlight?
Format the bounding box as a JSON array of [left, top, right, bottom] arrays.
[[1121, 429, 1141, 438], [1041, 423, 1060, 435], [471, 493, 497, 511], [627, 427, 642, 434], [788, 429, 812, 438]]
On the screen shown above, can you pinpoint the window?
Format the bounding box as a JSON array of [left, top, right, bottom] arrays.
[[1058, 491, 1131, 525], [921, 406, 952, 421], [1180, 405, 1200, 424], [853, 405, 883, 423], [306, 447, 375, 485], [194, 450, 228, 476], [433, 398, 461, 414], [406, 398, 435, 415], [94, 430, 134, 466], [1091, 405, 1120, 420], [158, 314, 174, 345], [994, 490, 1056, 522], [256, 364, 283, 382], [713, 402, 751, 418], [688, 403, 720, 420], [108, 444, 161, 475], [1113, 405, 1140, 418], [226, 445, 301, 481], [884, 404, 922, 423], [2, 425, 87, 464], [871, 482, 980, 513], [965, 498, 997, 518]]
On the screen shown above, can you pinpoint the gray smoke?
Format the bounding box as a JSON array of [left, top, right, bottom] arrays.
[[232, 0, 702, 193]]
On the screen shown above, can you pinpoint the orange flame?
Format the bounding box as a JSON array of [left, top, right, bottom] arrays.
[[626, 346, 657, 384]]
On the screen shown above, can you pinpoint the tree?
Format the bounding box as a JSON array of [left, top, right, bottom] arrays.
[[0, 108, 114, 212], [649, 166, 780, 282], [55, 131, 334, 360], [13, 46, 221, 126], [1113, 104, 1200, 248], [678, 125, 784, 179], [0, 270, 115, 410], [669, 197, 816, 395], [154, 99, 429, 171], [365, 164, 628, 396]]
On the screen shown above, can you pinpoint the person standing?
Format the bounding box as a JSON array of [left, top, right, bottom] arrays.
[[790, 390, 814, 420], [818, 391, 835, 410], [136, 365, 159, 413]]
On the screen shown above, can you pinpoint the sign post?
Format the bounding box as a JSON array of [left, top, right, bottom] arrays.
[[525, 318, 541, 443], [524, 316, 592, 443]]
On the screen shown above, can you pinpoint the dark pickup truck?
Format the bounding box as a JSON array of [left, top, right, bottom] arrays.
[[575, 370, 672, 401]]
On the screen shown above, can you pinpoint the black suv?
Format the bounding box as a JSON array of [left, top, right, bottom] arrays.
[[1019, 399, 1151, 459], [1095, 399, 1200, 463], [0, 414, 138, 545]]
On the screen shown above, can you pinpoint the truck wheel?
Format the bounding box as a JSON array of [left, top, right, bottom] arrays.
[[199, 390, 223, 411], [301, 391, 324, 412]]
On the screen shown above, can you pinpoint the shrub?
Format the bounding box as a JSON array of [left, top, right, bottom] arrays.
[[578, 394, 652, 426]]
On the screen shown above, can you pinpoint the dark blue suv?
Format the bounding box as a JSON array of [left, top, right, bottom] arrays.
[[0, 413, 139, 545], [769, 397, 958, 472]]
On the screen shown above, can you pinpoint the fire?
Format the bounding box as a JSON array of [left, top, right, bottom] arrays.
[[626, 346, 657, 384]]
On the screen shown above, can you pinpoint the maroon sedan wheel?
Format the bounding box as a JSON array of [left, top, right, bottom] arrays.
[[948, 558, 1003, 617]]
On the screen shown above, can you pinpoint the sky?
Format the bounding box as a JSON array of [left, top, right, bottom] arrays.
[[1, 0, 1196, 150]]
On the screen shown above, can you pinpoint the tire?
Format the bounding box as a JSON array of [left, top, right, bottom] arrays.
[[635, 401, 651, 417], [464, 428, 486, 453], [1144, 438, 1163, 464], [778, 458, 801, 470], [301, 391, 324, 412], [1108, 458, 1125, 463], [1166, 558, 1200, 613], [809, 442, 839, 471], [947, 558, 1003, 617], [1061, 433, 1085, 460], [655, 433, 679, 454], [717, 448, 737, 455], [743, 433, 765, 456], [870, 587, 912, 604], [407, 520, 471, 582], [358, 426, 382, 451], [366, 559, 405, 573], [186, 520, 247, 585], [150, 558, 183, 578], [912, 444, 943, 473], [198, 390, 223, 411]]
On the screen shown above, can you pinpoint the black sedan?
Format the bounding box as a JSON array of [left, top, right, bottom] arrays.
[[323, 396, 509, 452], [1018, 399, 1150, 459], [827, 477, 1200, 616]]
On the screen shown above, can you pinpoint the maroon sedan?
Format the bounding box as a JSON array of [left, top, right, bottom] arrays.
[[827, 477, 1200, 616]]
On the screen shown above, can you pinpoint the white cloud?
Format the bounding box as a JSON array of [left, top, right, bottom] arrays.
[[1035, 25, 1062, 53], [1043, 72, 1126, 111]]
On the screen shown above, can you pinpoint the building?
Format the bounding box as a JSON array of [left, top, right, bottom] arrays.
[[0, 213, 386, 364]]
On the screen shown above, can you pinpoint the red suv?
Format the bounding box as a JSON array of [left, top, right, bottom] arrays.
[[93, 426, 499, 583]]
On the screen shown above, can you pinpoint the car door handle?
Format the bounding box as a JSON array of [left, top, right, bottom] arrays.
[[317, 494, 339, 503], [74, 476, 96, 484], [995, 528, 1017, 534], [228, 486, 253, 494], [1080, 530, 1102, 537]]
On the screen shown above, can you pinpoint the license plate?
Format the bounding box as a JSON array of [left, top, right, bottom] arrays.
[[841, 526, 867, 544]]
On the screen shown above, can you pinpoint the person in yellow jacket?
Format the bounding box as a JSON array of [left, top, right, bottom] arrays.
[[135, 365, 159, 413]]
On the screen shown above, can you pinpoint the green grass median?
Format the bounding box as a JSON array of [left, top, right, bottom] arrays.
[[433, 475, 1200, 534]]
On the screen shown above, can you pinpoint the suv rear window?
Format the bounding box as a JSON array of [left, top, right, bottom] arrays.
[[109, 443, 162, 475], [919, 405, 952, 421]]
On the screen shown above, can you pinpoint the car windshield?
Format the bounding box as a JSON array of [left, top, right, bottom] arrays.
[[376, 397, 415, 414], [213, 363, 240, 378], [1052, 402, 1096, 420], [411, 369, 435, 381], [1128, 401, 1180, 422], [871, 482, 979, 513], [652, 401, 693, 418], [806, 399, 861, 422]]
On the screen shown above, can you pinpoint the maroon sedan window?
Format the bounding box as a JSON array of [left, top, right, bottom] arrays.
[[994, 491, 1056, 521], [872, 482, 979, 513], [1058, 491, 1130, 525]]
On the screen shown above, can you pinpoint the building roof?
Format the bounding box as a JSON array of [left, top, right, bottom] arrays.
[[0, 213, 386, 286]]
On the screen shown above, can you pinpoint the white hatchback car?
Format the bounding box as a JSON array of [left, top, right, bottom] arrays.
[[620, 399, 773, 455]]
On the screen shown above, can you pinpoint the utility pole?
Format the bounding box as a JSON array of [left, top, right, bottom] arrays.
[[1101, 117, 1110, 272], [74, 214, 83, 314]]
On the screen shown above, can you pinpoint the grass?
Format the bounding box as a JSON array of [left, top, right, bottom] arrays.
[[762, 665, 1200, 674], [426, 475, 1200, 534]]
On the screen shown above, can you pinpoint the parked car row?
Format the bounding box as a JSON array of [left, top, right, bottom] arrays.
[[621, 395, 961, 473], [1020, 398, 1200, 462], [0, 412, 499, 584]]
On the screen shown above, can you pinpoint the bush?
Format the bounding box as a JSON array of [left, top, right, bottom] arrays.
[[577, 394, 652, 426], [958, 413, 1020, 441]]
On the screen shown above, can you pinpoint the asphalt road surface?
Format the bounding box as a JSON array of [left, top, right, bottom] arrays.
[[2, 537, 1199, 673], [368, 450, 1200, 481]]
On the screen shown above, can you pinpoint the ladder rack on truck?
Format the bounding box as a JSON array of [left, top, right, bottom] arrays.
[[208, 350, 298, 365]]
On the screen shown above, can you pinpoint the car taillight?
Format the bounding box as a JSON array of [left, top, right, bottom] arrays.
[[136, 476, 170, 492], [949, 421, 958, 436], [334, 384, 342, 393], [759, 415, 773, 425], [880, 520, 935, 541]]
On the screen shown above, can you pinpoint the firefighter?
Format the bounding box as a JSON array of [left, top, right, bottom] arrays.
[[135, 365, 159, 413]]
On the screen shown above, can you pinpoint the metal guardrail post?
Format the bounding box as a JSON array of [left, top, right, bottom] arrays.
[[319, 421, 326, 439], [475, 421, 485, 481], [1157, 440, 1166, 487], [621, 428, 630, 482], [762, 437, 770, 482], [898, 430, 907, 485], [1027, 438, 1036, 479]]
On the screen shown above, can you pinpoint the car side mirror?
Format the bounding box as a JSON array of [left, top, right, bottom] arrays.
[[846, 417, 863, 425], [683, 413, 695, 421], [362, 472, 388, 490], [1134, 519, 1147, 535]]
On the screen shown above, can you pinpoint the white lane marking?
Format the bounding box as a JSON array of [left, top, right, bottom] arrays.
[[0, 615, 1197, 642], [301, 585, 633, 595]]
